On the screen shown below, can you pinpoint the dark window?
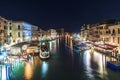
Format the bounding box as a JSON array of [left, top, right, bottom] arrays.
[[118, 37, 120, 44], [4, 40, 6, 43], [0, 30, 1, 33], [106, 31, 109, 34], [9, 26, 12, 30], [10, 33, 12, 37], [18, 32, 20, 37], [4, 26, 7, 29], [112, 29, 115, 34], [109, 30, 111, 34], [2, 30, 4, 33], [18, 25, 20, 30], [13, 40, 15, 42], [113, 37, 115, 43], [118, 28, 120, 34]]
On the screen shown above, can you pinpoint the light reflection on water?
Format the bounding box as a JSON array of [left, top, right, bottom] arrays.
[[1, 38, 120, 80], [92, 51, 107, 77], [41, 61, 48, 78], [24, 62, 33, 80], [67, 37, 120, 80], [1, 65, 7, 80], [49, 40, 57, 53], [83, 50, 95, 79], [83, 50, 109, 80]]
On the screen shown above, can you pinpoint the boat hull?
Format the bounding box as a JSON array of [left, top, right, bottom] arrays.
[[107, 61, 120, 69], [39, 51, 50, 60]]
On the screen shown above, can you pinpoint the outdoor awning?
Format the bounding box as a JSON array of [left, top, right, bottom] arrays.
[[76, 43, 86, 47], [11, 42, 29, 48], [104, 44, 118, 49], [94, 44, 117, 51]]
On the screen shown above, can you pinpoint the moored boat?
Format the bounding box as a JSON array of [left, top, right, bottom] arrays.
[[39, 50, 50, 60], [39, 41, 50, 60], [107, 61, 120, 69]]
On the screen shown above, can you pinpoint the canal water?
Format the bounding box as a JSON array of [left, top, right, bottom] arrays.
[[0, 38, 120, 80]]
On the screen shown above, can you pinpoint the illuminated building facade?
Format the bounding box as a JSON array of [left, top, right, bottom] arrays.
[[108, 22, 120, 45], [7, 21, 38, 45], [56, 28, 64, 37], [0, 16, 8, 47], [47, 29, 57, 39], [37, 28, 46, 41], [0, 16, 59, 49], [31, 25, 38, 41], [7, 21, 24, 45], [80, 20, 120, 51], [80, 24, 90, 41], [22, 22, 32, 41]]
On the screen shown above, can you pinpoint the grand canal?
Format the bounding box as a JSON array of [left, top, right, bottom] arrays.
[[0, 38, 120, 80]]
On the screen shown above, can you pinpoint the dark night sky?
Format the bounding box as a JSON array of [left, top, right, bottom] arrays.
[[1, 0, 120, 32]]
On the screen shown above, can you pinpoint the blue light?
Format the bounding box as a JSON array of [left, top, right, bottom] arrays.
[[23, 22, 31, 30], [23, 31, 31, 36], [76, 34, 80, 38], [23, 22, 32, 39], [0, 51, 7, 60]]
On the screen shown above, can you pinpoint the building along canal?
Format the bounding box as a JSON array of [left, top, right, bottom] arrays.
[[0, 38, 120, 80]]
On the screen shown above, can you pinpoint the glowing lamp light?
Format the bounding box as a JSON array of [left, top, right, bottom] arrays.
[[42, 42, 45, 45], [22, 45, 28, 50], [70, 36, 73, 39]]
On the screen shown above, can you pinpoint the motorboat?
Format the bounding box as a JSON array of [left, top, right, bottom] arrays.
[[39, 50, 50, 60], [73, 42, 89, 53], [39, 41, 50, 60], [107, 61, 120, 69], [76, 42, 89, 50]]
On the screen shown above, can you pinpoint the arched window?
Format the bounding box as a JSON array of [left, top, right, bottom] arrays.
[[109, 30, 111, 34], [9, 26, 12, 30], [18, 25, 20, 30], [118, 28, 120, 34], [112, 29, 115, 34]]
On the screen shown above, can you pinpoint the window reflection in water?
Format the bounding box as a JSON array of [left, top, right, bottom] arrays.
[[41, 61, 48, 78], [92, 51, 108, 78], [2, 65, 7, 80], [83, 50, 108, 79], [24, 62, 33, 80], [49, 40, 57, 53], [83, 50, 94, 79], [0, 65, 12, 80], [70, 39, 73, 49]]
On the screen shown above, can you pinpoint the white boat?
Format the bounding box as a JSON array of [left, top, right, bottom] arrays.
[[39, 50, 50, 59], [39, 41, 50, 60], [74, 42, 90, 50]]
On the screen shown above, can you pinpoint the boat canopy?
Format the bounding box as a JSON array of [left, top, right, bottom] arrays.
[[94, 43, 117, 50], [76, 43, 87, 47]]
